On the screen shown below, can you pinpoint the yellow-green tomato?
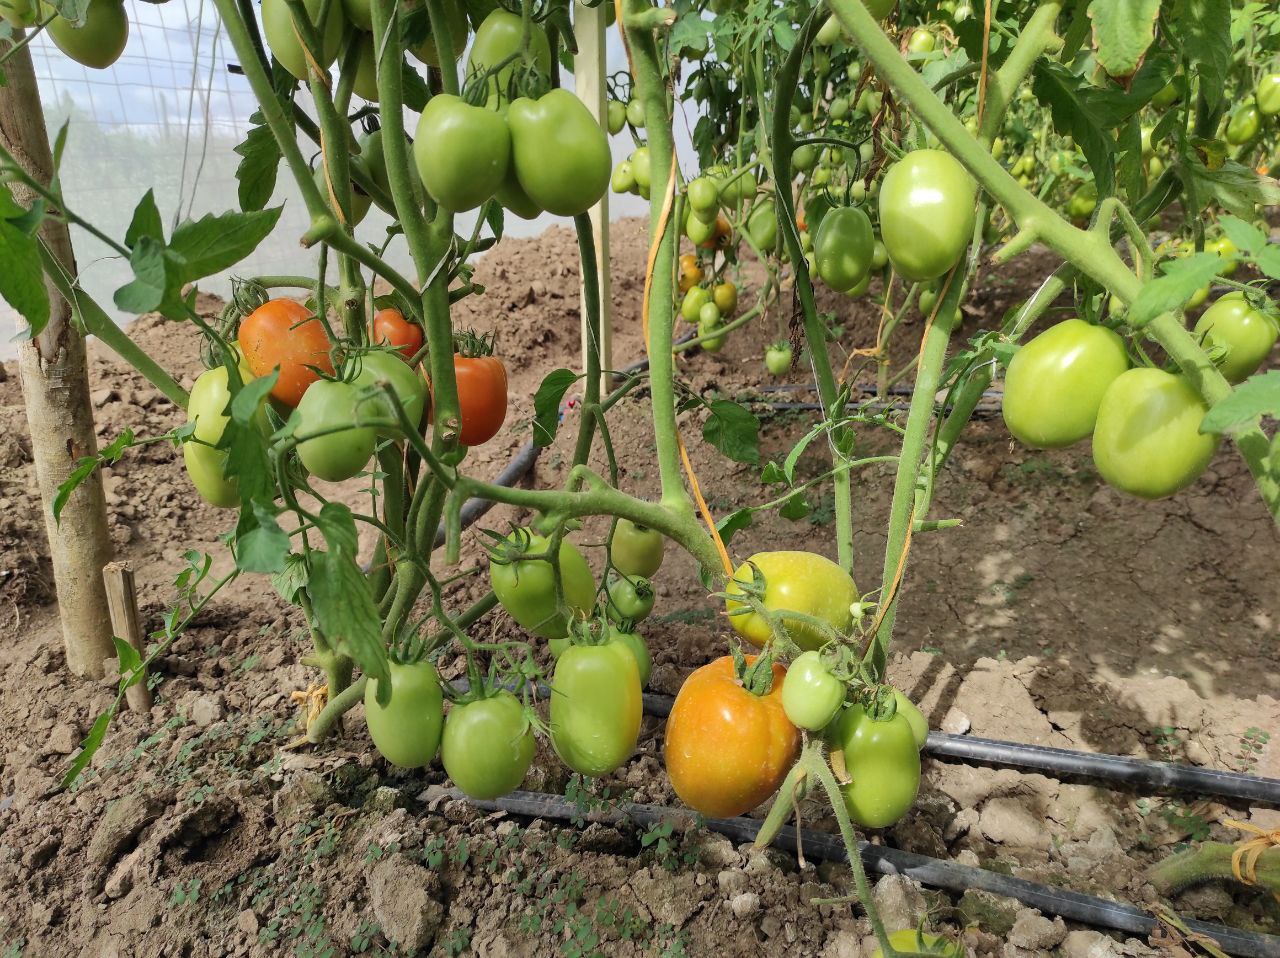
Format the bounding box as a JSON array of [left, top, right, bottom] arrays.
[[832, 703, 921, 828], [681, 286, 713, 323], [262, 0, 344, 82], [0, 0, 39, 28], [878, 150, 976, 281], [1205, 236, 1239, 277], [1092, 368, 1219, 499], [47, 0, 129, 69], [612, 517, 665, 577], [441, 691, 534, 799], [871, 930, 963, 958], [549, 640, 642, 777], [893, 690, 928, 749], [781, 652, 844, 731], [1194, 292, 1278, 384], [1001, 319, 1130, 448], [725, 552, 857, 651], [182, 361, 264, 508], [364, 660, 444, 769], [489, 532, 596, 639]]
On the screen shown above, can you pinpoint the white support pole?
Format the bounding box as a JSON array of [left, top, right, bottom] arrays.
[[574, 0, 613, 395]]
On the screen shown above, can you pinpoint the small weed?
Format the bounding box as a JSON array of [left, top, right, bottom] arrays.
[[1152, 726, 1184, 762], [639, 820, 696, 872], [169, 878, 202, 907], [2, 939, 25, 958], [349, 919, 381, 954], [364, 840, 400, 864], [1235, 727, 1270, 773], [441, 928, 471, 955]]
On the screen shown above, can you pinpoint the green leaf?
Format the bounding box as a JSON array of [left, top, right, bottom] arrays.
[[272, 553, 309, 605], [1183, 160, 1280, 219], [0, 188, 50, 336], [112, 634, 142, 681], [168, 207, 283, 286], [1217, 215, 1267, 255], [113, 235, 171, 313], [716, 508, 754, 546], [1172, 0, 1231, 112], [53, 429, 135, 523], [60, 711, 111, 789], [1031, 61, 1116, 197], [1088, 0, 1160, 78], [532, 369, 578, 447], [1128, 252, 1224, 328], [124, 190, 164, 248], [702, 399, 759, 466], [233, 116, 282, 213], [779, 492, 810, 521], [1200, 370, 1280, 433], [401, 62, 431, 113], [234, 503, 290, 574], [309, 544, 390, 696], [670, 9, 710, 58]]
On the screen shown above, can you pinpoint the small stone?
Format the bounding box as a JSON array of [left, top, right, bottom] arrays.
[[944, 807, 978, 842], [717, 869, 748, 896], [728, 892, 760, 918], [189, 693, 226, 728], [237, 909, 259, 935], [979, 797, 1052, 849], [87, 794, 161, 870], [691, 831, 739, 868], [940, 708, 971, 735], [820, 929, 863, 958], [272, 771, 332, 824], [47, 723, 79, 755], [1088, 825, 1120, 852], [872, 874, 926, 931], [1007, 910, 1066, 949], [1061, 929, 1124, 958], [363, 786, 403, 815], [957, 889, 1021, 936], [367, 855, 444, 952]]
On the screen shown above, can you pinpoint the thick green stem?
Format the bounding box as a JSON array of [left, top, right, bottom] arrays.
[[771, 6, 856, 576], [1149, 843, 1280, 898], [829, 0, 1279, 519], [624, 0, 694, 519], [572, 213, 603, 467]]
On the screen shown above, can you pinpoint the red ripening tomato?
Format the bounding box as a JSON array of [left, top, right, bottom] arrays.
[[372, 308, 423, 359], [432, 354, 508, 446], [240, 299, 334, 407], [664, 656, 799, 818]]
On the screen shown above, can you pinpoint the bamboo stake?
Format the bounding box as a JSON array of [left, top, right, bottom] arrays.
[[102, 561, 152, 712]]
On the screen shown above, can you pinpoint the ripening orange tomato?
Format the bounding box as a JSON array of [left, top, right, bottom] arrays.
[[239, 299, 333, 407], [372, 308, 424, 359], [430, 355, 508, 446], [664, 656, 799, 818]]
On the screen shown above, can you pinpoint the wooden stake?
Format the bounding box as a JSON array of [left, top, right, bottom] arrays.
[[102, 561, 152, 712], [574, 0, 614, 396]]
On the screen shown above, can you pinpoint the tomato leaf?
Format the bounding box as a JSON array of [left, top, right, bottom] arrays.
[[53, 429, 134, 524], [124, 190, 165, 248], [0, 188, 50, 337], [272, 553, 309, 605], [1087, 0, 1160, 79], [1217, 215, 1267, 256], [234, 503, 289, 574], [532, 369, 579, 447], [716, 507, 753, 546], [1127, 252, 1223, 328], [779, 492, 810, 521], [401, 63, 431, 113], [1182, 159, 1280, 219], [1031, 61, 1116, 197], [167, 207, 283, 287], [114, 236, 172, 313], [702, 399, 759, 466], [1200, 370, 1280, 433], [233, 114, 281, 213], [59, 711, 111, 789], [1171, 0, 1231, 112]]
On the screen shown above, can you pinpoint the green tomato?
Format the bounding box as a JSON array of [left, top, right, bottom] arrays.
[[611, 160, 636, 194], [184, 441, 239, 509], [1002, 319, 1130, 449], [856, 88, 883, 116], [814, 14, 842, 45], [688, 176, 720, 214], [907, 29, 936, 54], [765, 342, 792, 376], [626, 97, 646, 129], [261, 0, 343, 82], [605, 571, 655, 627], [0, 0, 39, 27], [792, 144, 819, 173], [1194, 292, 1278, 384], [781, 652, 844, 731], [830, 96, 850, 120], [604, 624, 651, 687], [1226, 104, 1261, 146], [489, 531, 596, 638], [879, 150, 976, 282], [746, 199, 778, 251], [550, 640, 643, 777], [612, 518, 664, 577], [893, 690, 928, 749], [496, 164, 542, 219], [349, 32, 380, 103], [352, 350, 426, 433], [631, 147, 652, 191], [871, 930, 963, 958], [296, 379, 376, 482], [183, 361, 265, 508], [509, 90, 610, 216], [681, 286, 713, 324], [1092, 368, 1219, 499], [1067, 182, 1098, 220], [814, 206, 873, 294], [606, 99, 627, 135], [1258, 74, 1280, 117], [413, 94, 510, 213], [47, 0, 128, 69], [698, 301, 721, 327], [865, 0, 896, 17], [407, 0, 466, 66], [466, 9, 550, 106], [718, 169, 757, 208], [845, 270, 872, 298], [341, 0, 371, 30], [870, 238, 888, 271], [698, 316, 726, 353], [313, 164, 371, 226], [1205, 236, 1239, 277], [360, 127, 421, 200], [1152, 76, 1183, 110], [364, 660, 444, 769], [832, 703, 920, 828], [725, 551, 857, 651], [441, 692, 534, 799]]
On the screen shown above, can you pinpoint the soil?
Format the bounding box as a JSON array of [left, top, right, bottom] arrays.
[[0, 218, 1277, 958]]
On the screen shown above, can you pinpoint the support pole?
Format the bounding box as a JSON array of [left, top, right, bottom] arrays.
[[102, 561, 153, 712], [0, 36, 116, 677], [574, 0, 613, 393]]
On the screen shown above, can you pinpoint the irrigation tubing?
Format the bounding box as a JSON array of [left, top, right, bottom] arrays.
[[460, 789, 1280, 958]]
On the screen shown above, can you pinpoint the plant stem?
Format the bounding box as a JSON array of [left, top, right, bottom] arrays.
[[1149, 843, 1280, 897], [572, 213, 603, 467]]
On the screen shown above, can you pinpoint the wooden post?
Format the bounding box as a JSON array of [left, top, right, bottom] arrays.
[[574, 0, 613, 395], [103, 562, 153, 712], [0, 36, 117, 677]]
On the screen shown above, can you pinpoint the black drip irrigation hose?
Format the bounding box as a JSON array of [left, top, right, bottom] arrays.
[[461, 789, 1280, 958]]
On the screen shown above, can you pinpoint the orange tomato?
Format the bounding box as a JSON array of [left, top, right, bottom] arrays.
[[239, 299, 333, 407], [664, 655, 800, 818], [678, 253, 704, 293], [450, 354, 508, 446], [372, 307, 424, 359], [796, 210, 807, 232], [699, 213, 733, 250]]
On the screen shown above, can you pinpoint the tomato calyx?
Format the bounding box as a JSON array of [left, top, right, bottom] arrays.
[[454, 328, 497, 358], [729, 640, 778, 696]]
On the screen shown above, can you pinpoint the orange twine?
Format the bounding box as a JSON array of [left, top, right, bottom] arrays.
[[1223, 819, 1280, 902]]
